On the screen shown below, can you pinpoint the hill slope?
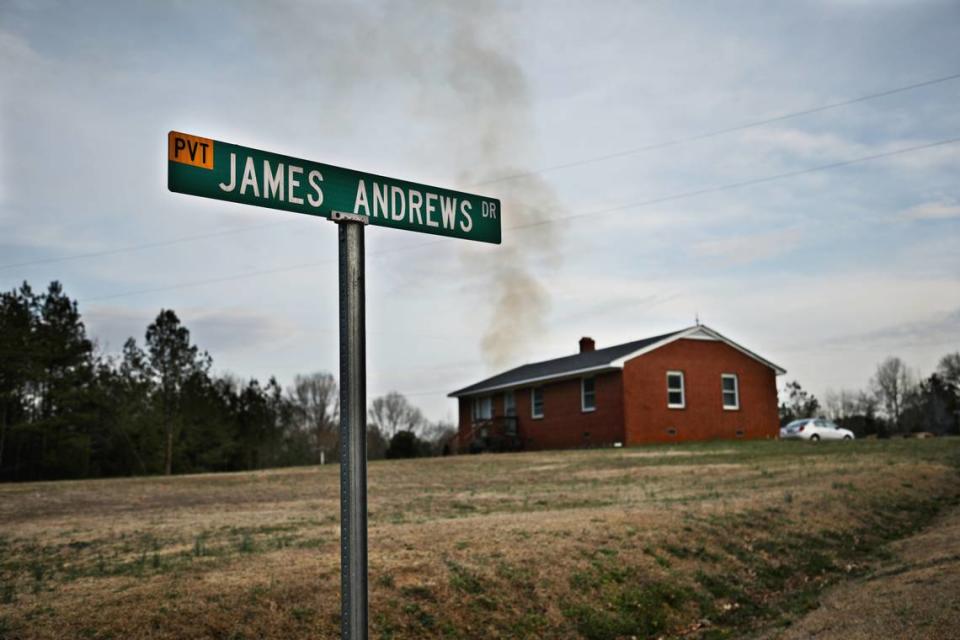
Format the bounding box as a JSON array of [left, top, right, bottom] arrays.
[[1, 439, 959, 639]]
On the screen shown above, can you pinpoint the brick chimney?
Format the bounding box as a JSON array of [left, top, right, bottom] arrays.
[[579, 337, 595, 353]]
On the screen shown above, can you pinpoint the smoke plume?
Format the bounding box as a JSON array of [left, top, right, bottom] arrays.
[[251, 0, 566, 368], [438, 6, 566, 369]]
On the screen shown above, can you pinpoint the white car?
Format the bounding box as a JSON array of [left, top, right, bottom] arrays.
[[780, 418, 855, 442]]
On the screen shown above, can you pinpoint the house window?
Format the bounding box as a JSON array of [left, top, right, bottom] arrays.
[[667, 371, 685, 409], [722, 374, 739, 410], [473, 396, 492, 421], [581, 377, 596, 412], [504, 391, 516, 416], [531, 387, 544, 419]]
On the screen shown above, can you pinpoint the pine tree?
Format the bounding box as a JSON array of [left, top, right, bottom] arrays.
[[145, 310, 210, 475]]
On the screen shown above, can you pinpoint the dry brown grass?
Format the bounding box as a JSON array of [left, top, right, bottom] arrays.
[[1, 438, 958, 639], [763, 502, 960, 640]]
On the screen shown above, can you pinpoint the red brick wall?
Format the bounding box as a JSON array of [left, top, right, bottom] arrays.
[[518, 371, 625, 450], [456, 370, 625, 451], [456, 398, 472, 452], [622, 338, 779, 444]]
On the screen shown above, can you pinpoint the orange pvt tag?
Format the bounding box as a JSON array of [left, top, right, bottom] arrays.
[[168, 131, 214, 169]]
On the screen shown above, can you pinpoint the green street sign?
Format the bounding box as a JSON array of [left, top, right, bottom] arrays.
[[167, 131, 501, 244]]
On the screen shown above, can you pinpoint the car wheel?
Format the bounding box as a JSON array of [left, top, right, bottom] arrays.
[[843, 435, 852, 441], [810, 434, 820, 442]]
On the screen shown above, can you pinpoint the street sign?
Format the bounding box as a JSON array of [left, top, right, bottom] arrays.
[[168, 130, 504, 639], [168, 131, 501, 244]]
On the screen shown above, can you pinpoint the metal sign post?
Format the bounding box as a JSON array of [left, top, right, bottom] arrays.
[[167, 132, 501, 640], [334, 211, 369, 639]]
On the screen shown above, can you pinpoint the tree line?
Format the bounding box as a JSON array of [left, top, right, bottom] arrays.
[[0, 281, 454, 482], [779, 353, 960, 437]]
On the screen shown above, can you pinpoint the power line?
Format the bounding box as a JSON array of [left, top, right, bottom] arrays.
[[71, 135, 959, 396], [507, 135, 960, 231], [475, 71, 960, 185], [79, 258, 335, 303], [75, 134, 960, 303], [378, 135, 960, 316], [4, 72, 958, 274], [76, 245, 443, 303], [0, 221, 282, 272], [392, 388, 452, 398]]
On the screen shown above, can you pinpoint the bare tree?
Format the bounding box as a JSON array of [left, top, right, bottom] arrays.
[[855, 390, 879, 417], [824, 388, 859, 421], [421, 419, 458, 455], [778, 380, 820, 423], [938, 353, 960, 390], [871, 356, 914, 432], [288, 372, 338, 463], [368, 392, 425, 439]]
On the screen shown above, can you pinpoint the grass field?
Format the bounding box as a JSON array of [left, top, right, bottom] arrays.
[[2, 438, 959, 639]]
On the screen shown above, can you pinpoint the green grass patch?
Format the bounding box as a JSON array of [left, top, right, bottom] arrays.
[[445, 560, 484, 595], [563, 582, 691, 640]]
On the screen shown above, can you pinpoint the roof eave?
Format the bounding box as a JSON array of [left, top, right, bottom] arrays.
[[449, 364, 620, 398], [609, 325, 786, 374], [449, 325, 787, 397]]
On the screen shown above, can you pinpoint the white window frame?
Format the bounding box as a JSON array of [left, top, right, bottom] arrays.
[[504, 391, 516, 416], [667, 371, 685, 409], [721, 373, 740, 410], [531, 387, 544, 419], [581, 377, 596, 412]]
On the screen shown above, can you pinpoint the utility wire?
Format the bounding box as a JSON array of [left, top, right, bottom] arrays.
[[475, 71, 960, 185], [79, 259, 335, 303], [75, 135, 960, 398], [507, 135, 960, 231], [373, 135, 960, 295], [76, 134, 960, 303], [0, 221, 282, 272], [4, 72, 959, 273]]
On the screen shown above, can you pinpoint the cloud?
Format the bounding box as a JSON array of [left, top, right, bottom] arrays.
[[826, 307, 960, 348], [692, 228, 804, 265], [900, 200, 960, 221], [4, 0, 960, 423], [740, 127, 865, 162], [84, 305, 297, 356], [875, 138, 960, 173]]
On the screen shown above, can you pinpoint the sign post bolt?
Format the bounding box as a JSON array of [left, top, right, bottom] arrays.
[[337, 213, 368, 640]]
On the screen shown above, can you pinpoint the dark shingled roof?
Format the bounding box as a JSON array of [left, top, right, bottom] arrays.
[[449, 329, 685, 397]]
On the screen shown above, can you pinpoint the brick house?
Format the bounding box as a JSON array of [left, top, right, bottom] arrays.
[[449, 325, 785, 452]]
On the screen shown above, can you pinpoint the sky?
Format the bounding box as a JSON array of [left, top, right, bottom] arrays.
[[1, 0, 958, 423]]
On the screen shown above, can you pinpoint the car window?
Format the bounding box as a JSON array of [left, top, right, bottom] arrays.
[[826, 421, 839, 429]]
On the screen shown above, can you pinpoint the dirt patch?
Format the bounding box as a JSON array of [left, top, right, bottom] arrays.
[[620, 448, 738, 458], [573, 463, 743, 480], [763, 504, 960, 640], [526, 463, 569, 472]]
